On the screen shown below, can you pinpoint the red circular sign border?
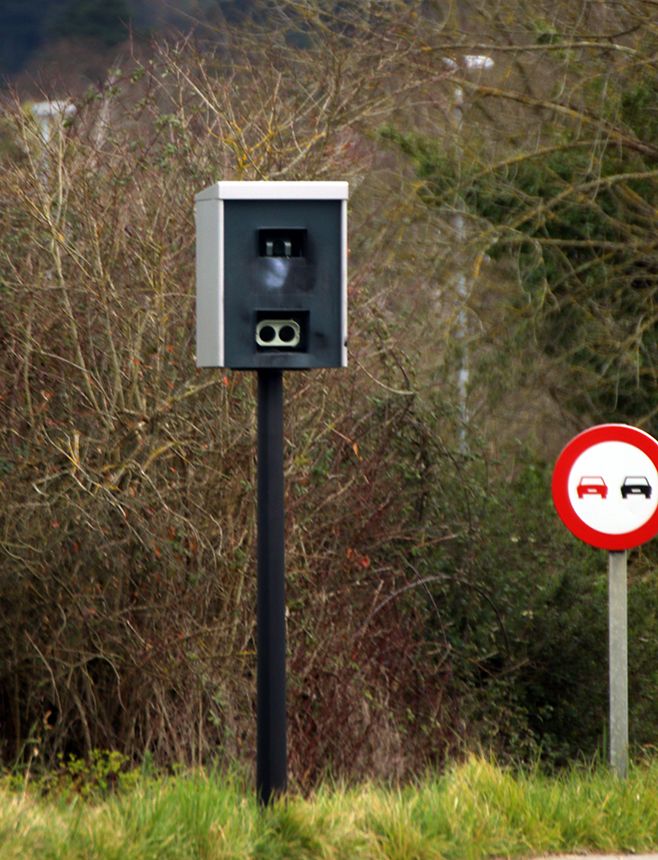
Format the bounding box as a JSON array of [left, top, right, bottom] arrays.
[[552, 424, 658, 550]]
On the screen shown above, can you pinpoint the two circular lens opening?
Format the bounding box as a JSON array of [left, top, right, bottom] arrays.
[[256, 320, 300, 347]]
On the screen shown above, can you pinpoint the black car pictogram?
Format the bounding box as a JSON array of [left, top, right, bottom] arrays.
[[621, 476, 652, 499]]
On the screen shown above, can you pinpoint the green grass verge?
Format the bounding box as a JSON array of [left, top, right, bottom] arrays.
[[2, 756, 658, 859]]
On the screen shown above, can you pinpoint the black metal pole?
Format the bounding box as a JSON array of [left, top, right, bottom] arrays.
[[256, 368, 287, 805]]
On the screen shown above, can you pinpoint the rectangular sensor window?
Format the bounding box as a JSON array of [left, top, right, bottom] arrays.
[[259, 229, 306, 258], [255, 310, 309, 351]]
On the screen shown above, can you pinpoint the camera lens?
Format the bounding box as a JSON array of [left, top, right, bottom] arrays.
[[278, 325, 296, 343], [258, 325, 276, 343]]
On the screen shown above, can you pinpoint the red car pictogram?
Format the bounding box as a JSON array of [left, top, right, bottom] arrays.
[[577, 476, 608, 499]]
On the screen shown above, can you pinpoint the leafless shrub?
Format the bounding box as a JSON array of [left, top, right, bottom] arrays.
[[0, 7, 465, 783]]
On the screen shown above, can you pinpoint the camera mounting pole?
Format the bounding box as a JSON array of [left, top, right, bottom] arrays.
[[256, 368, 287, 804]]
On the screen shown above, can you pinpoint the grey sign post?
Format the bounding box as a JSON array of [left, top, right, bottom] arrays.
[[552, 423, 658, 778], [608, 549, 628, 778], [195, 181, 348, 804]]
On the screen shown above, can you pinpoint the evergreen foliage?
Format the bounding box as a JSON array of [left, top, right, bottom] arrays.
[[382, 72, 658, 433], [47, 0, 132, 46], [0, 0, 263, 77]]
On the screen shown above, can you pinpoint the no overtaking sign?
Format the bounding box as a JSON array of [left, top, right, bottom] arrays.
[[552, 423, 658, 779], [552, 424, 658, 551]]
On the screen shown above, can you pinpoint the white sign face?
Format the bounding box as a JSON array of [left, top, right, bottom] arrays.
[[567, 441, 658, 534]]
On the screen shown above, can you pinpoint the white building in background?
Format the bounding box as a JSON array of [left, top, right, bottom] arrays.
[[30, 100, 76, 144]]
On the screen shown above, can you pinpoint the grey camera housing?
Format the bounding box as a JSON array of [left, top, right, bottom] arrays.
[[195, 181, 348, 369]]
